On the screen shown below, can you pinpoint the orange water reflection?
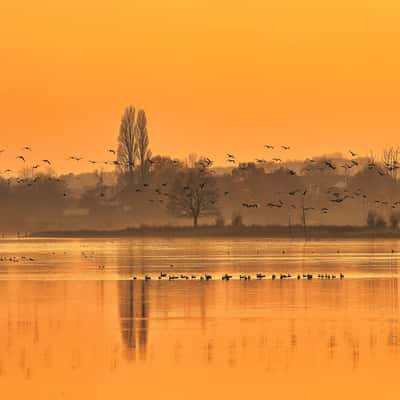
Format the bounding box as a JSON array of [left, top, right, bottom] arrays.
[[0, 278, 399, 399], [1, 239, 400, 399]]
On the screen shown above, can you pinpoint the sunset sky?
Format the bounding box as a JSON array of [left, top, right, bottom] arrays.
[[1, 0, 400, 173]]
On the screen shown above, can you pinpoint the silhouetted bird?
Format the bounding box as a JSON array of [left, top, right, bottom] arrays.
[[325, 161, 336, 170]]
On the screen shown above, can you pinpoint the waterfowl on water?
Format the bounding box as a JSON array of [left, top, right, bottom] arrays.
[[126, 272, 344, 281]]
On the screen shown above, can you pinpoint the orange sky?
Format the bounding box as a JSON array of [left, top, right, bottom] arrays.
[[1, 0, 400, 173]]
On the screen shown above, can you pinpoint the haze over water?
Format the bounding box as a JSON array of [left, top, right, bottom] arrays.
[[0, 237, 400, 399]]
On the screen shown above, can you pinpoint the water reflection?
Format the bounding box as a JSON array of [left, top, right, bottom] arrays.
[[118, 280, 149, 361], [113, 277, 400, 370], [1, 239, 400, 399]]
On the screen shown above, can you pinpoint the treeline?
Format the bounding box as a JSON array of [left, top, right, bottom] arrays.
[[0, 106, 400, 233], [1, 155, 400, 233]]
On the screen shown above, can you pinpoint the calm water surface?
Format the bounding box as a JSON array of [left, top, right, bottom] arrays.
[[0, 237, 400, 399]]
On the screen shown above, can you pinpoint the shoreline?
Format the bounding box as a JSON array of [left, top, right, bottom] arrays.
[[29, 225, 400, 239]]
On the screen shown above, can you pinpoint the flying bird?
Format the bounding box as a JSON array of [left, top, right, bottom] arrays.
[[324, 161, 336, 170], [349, 150, 357, 157], [42, 159, 51, 165], [16, 155, 25, 162], [281, 146, 290, 150], [264, 145, 274, 149], [242, 203, 259, 208]]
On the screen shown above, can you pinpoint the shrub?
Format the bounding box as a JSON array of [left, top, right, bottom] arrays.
[[375, 215, 387, 229], [231, 212, 244, 227], [215, 215, 225, 227], [366, 210, 377, 228], [389, 212, 400, 229], [366, 210, 387, 229]]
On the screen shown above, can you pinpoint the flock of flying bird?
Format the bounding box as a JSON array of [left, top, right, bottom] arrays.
[[1, 145, 400, 214], [226, 146, 400, 215]]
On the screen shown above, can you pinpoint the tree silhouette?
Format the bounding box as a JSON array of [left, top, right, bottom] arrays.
[[383, 147, 400, 180], [167, 161, 218, 227], [136, 109, 151, 182], [117, 106, 137, 183]]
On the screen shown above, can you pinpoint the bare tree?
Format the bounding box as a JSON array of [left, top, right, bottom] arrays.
[[187, 153, 199, 168], [136, 109, 151, 182], [167, 161, 218, 227], [382, 147, 400, 180], [117, 106, 137, 182]]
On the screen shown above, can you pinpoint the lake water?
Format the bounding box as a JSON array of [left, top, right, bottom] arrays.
[[0, 237, 400, 399]]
